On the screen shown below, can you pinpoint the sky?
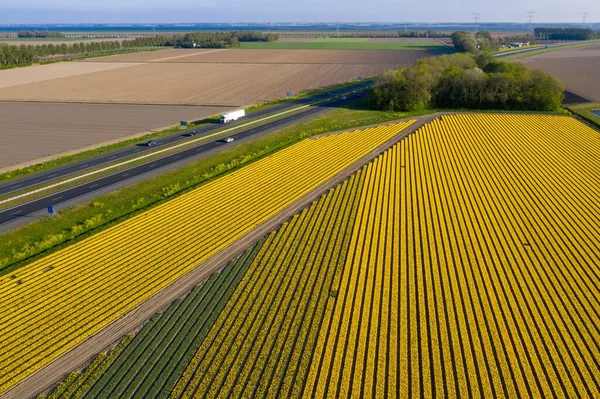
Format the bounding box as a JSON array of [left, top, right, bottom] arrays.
[[0, 0, 596, 24]]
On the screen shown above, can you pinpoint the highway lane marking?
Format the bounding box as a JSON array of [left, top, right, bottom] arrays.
[[0, 89, 356, 207], [10, 212, 21, 216], [89, 184, 99, 189], [48, 174, 57, 178], [51, 196, 63, 201], [10, 184, 21, 188]]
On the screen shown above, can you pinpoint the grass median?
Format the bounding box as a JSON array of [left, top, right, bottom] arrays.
[[0, 98, 422, 276]]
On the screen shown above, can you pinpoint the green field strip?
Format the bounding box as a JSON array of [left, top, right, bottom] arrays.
[[72, 241, 263, 398], [133, 242, 264, 398], [40, 335, 134, 399], [169, 220, 295, 397], [185, 204, 320, 397]]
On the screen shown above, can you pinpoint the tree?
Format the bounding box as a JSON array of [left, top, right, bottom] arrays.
[[370, 53, 563, 112]]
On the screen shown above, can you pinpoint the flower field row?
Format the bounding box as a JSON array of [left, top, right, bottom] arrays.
[[0, 120, 415, 393], [305, 114, 600, 398], [28, 113, 600, 398], [170, 169, 366, 398]]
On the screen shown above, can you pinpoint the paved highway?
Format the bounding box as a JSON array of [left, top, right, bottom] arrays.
[[0, 93, 360, 226], [0, 81, 372, 197]]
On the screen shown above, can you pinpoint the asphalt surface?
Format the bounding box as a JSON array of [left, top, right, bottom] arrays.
[[0, 93, 361, 226], [0, 81, 371, 197]]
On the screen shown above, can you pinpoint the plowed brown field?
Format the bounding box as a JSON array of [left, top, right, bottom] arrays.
[[0, 62, 139, 89], [0, 61, 409, 106], [126, 49, 428, 65], [519, 45, 600, 102], [83, 48, 225, 63], [0, 102, 227, 170]]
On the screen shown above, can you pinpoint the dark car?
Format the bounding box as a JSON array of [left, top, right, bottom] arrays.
[[186, 131, 199, 136], [146, 140, 159, 147]]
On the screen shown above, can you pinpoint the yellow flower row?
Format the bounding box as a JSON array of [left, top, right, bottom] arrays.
[[0, 121, 415, 393], [305, 114, 600, 398]]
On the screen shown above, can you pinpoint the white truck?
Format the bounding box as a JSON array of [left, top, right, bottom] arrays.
[[220, 109, 245, 124]]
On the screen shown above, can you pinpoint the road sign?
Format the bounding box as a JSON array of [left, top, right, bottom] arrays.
[[286, 92, 293, 98], [47, 205, 56, 216]]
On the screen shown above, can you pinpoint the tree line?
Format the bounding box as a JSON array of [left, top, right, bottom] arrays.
[[17, 31, 66, 38], [0, 41, 128, 68], [369, 53, 563, 112], [534, 27, 598, 41], [125, 31, 279, 48], [0, 31, 279, 69], [397, 30, 449, 38]]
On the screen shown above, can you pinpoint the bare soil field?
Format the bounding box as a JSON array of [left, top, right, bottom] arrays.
[[155, 48, 427, 64], [83, 48, 225, 63], [84, 48, 426, 65], [0, 102, 227, 169], [0, 61, 410, 106], [519, 45, 600, 102], [0, 47, 431, 107], [0, 62, 139, 89]]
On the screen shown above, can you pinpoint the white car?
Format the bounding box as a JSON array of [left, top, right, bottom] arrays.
[[224, 137, 235, 143]]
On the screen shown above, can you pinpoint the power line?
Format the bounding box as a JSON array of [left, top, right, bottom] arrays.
[[527, 11, 535, 33], [473, 13, 481, 33], [582, 12, 590, 27]]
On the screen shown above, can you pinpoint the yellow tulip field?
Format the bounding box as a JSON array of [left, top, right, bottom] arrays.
[[305, 114, 600, 398], [8, 113, 600, 398], [0, 121, 414, 394]]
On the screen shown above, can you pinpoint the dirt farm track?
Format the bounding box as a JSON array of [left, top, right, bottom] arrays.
[[0, 48, 434, 106]]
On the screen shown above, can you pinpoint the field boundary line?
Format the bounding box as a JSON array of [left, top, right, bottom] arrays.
[[0, 115, 434, 399]]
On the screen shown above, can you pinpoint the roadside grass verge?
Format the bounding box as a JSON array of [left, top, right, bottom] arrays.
[[0, 98, 420, 276], [566, 103, 600, 130]]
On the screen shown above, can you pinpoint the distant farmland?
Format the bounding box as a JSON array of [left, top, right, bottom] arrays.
[[0, 48, 434, 106], [518, 44, 600, 102], [239, 38, 449, 51], [0, 102, 228, 170]]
